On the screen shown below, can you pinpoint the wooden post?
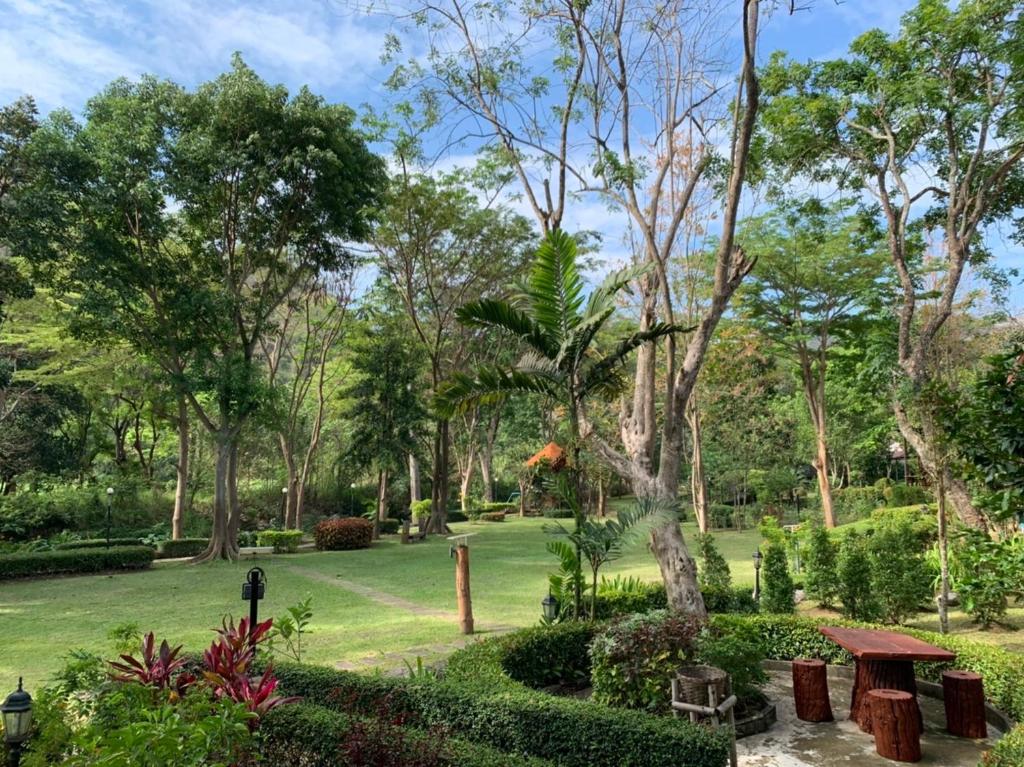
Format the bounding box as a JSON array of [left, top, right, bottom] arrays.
[[868, 689, 922, 763], [942, 670, 987, 739], [400, 518, 410, 545], [792, 659, 834, 722], [454, 543, 474, 635]]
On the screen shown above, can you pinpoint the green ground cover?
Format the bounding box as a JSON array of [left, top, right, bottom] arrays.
[[1, 513, 1020, 693]]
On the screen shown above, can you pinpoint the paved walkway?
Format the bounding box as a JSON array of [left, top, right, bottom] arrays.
[[284, 564, 516, 674]]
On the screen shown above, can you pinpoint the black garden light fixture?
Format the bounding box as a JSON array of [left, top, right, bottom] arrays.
[[242, 567, 266, 643], [1, 678, 32, 767], [752, 549, 763, 601], [542, 591, 559, 622], [105, 487, 114, 548]]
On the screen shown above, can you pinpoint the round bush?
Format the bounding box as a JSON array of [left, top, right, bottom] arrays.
[[479, 511, 506, 522], [314, 517, 373, 551], [589, 609, 702, 713]]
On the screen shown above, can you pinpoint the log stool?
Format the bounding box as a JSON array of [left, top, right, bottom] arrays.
[[792, 659, 834, 722], [942, 670, 987, 739], [868, 689, 922, 763]]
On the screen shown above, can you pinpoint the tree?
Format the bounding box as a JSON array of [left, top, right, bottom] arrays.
[[8, 59, 385, 559], [738, 201, 887, 527], [0, 97, 37, 337], [346, 321, 425, 537], [760, 0, 1024, 531], [803, 523, 839, 608], [760, 541, 796, 614], [437, 230, 679, 618]]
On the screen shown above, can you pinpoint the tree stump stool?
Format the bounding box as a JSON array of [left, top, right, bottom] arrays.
[[942, 670, 987, 739], [792, 659, 833, 722], [868, 689, 922, 763], [851, 659, 922, 733]]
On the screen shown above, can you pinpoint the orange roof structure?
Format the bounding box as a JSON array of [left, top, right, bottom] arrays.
[[526, 441, 567, 471]]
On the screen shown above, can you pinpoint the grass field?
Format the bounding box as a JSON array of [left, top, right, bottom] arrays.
[[1, 513, 1020, 693]]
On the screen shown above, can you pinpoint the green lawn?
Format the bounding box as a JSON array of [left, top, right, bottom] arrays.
[[1, 514, 1019, 693]]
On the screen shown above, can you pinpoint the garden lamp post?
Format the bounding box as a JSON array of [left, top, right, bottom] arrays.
[[105, 487, 114, 548], [541, 591, 559, 622], [752, 549, 763, 601], [241, 567, 265, 645], [1, 678, 32, 767], [280, 486, 288, 528], [349, 482, 356, 515]]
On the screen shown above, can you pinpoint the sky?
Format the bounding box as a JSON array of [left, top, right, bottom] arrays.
[[0, 0, 1020, 309]]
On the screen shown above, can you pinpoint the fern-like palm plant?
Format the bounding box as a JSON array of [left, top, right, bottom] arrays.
[[437, 230, 684, 618]]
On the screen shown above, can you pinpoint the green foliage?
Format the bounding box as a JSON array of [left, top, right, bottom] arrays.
[[379, 518, 401, 535], [692, 628, 767, 699], [154, 538, 208, 559], [0, 545, 153, 579], [256, 529, 303, 553], [589, 610, 703, 713], [479, 511, 506, 522], [273, 628, 730, 767], [106, 622, 143, 655], [757, 516, 786, 547], [983, 725, 1024, 767], [952, 531, 1024, 627], [54, 538, 146, 550], [802, 523, 839, 608], [410, 499, 433, 519], [759, 542, 795, 614], [885, 483, 931, 508], [701, 587, 759, 616], [267, 596, 314, 663], [313, 517, 373, 551], [444, 510, 467, 523], [696, 533, 732, 592], [836, 533, 881, 622], [593, 578, 668, 619], [831, 486, 884, 522], [867, 517, 932, 624], [541, 507, 574, 518]]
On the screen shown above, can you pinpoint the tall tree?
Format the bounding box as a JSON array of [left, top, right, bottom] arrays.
[[738, 201, 887, 527], [759, 0, 1024, 531], [0, 97, 37, 337], [8, 59, 385, 559]]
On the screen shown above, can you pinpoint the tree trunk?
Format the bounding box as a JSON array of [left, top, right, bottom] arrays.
[[937, 470, 950, 634], [687, 393, 709, 533], [194, 436, 236, 562], [279, 434, 298, 529], [373, 468, 389, 540], [814, 429, 836, 529], [479, 407, 501, 504], [427, 418, 450, 534], [597, 476, 607, 517], [459, 455, 476, 511], [172, 397, 189, 540], [409, 453, 421, 504], [227, 439, 241, 549], [517, 475, 530, 517]]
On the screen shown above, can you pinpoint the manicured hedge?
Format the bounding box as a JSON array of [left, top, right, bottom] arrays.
[[314, 518, 373, 550], [542, 507, 574, 518], [261, 702, 553, 766], [984, 724, 1024, 766], [0, 545, 154, 579], [256, 529, 303, 553], [446, 510, 468, 523], [592, 582, 756, 619], [54, 538, 147, 550], [273, 624, 730, 767], [479, 511, 506, 522], [378, 518, 401, 535], [155, 538, 208, 558]]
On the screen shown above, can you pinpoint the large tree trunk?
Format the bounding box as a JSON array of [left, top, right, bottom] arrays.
[[409, 452, 421, 504], [194, 435, 237, 562], [479, 407, 501, 504], [279, 433, 298, 529], [814, 429, 836, 528], [459, 456, 476, 511], [227, 439, 241, 550], [686, 393, 709, 533], [427, 418, 450, 534], [172, 397, 189, 540]]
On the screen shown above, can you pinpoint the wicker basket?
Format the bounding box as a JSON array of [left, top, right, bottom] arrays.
[[674, 664, 729, 707]]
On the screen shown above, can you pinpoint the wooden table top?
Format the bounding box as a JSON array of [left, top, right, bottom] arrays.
[[819, 626, 957, 662]]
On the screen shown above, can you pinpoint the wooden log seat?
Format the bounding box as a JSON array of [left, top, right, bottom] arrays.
[[868, 689, 922, 763], [942, 670, 987, 739], [792, 659, 834, 723]]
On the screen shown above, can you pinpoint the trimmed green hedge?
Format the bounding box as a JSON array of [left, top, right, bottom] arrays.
[[379, 518, 401, 535], [155, 538, 208, 558], [54, 538, 147, 550], [272, 623, 729, 767], [0, 545, 154, 579], [261, 702, 553, 766], [984, 724, 1024, 766], [593, 582, 756, 619], [256, 529, 303, 553]]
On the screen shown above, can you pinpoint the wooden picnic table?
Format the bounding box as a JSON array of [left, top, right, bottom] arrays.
[[819, 626, 956, 733]]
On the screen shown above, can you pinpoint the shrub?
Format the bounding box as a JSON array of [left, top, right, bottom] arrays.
[[53, 538, 146, 550], [696, 533, 732, 591], [867, 518, 932, 624], [885, 483, 931, 507], [708, 504, 733, 529], [542, 507, 574, 519], [870, 504, 937, 544], [984, 725, 1024, 766], [256, 530, 304, 553], [479, 511, 506, 522], [410, 499, 433, 519], [953, 531, 1024, 627], [446, 511, 468, 523], [0, 493, 74, 541], [314, 518, 373, 551], [692, 627, 767, 699], [702, 586, 759, 615], [482, 502, 515, 513], [760, 542, 795, 614], [593, 581, 667, 618], [155, 538, 209, 559], [802, 523, 839, 608], [0, 546, 154, 579], [378, 518, 401, 535], [831, 486, 883, 522], [589, 609, 703, 713], [837, 533, 880, 621]]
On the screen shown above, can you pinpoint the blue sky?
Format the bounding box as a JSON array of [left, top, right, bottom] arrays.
[[0, 0, 1020, 307]]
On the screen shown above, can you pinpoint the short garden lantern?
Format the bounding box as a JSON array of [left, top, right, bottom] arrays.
[[752, 549, 763, 601], [242, 567, 266, 642], [2, 678, 32, 767], [105, 487, 114, 548], [541, 591, 559, 622]]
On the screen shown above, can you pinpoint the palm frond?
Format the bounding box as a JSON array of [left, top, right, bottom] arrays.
[[456, 299, 558, 359], [579, 322, 690, 399], [527, 230, 585, 342], [434, 366, 557, 417], [583, 261, 654, 318]]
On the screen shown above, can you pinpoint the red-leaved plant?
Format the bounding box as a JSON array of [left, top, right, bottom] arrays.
[[109, 632, 193, 694]]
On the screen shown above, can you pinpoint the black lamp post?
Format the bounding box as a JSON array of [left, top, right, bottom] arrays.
[[242, 567, 265, 644], [541, 591, 559, 623], [279, 486, 288, 528], [105, 487, 114, 548], [2, 678, 32, 767], [752, 549, 763, 601], [349, 482, 357, 515]]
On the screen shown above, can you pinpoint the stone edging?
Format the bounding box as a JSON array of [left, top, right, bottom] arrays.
[[762, 659, 1015, 735]]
